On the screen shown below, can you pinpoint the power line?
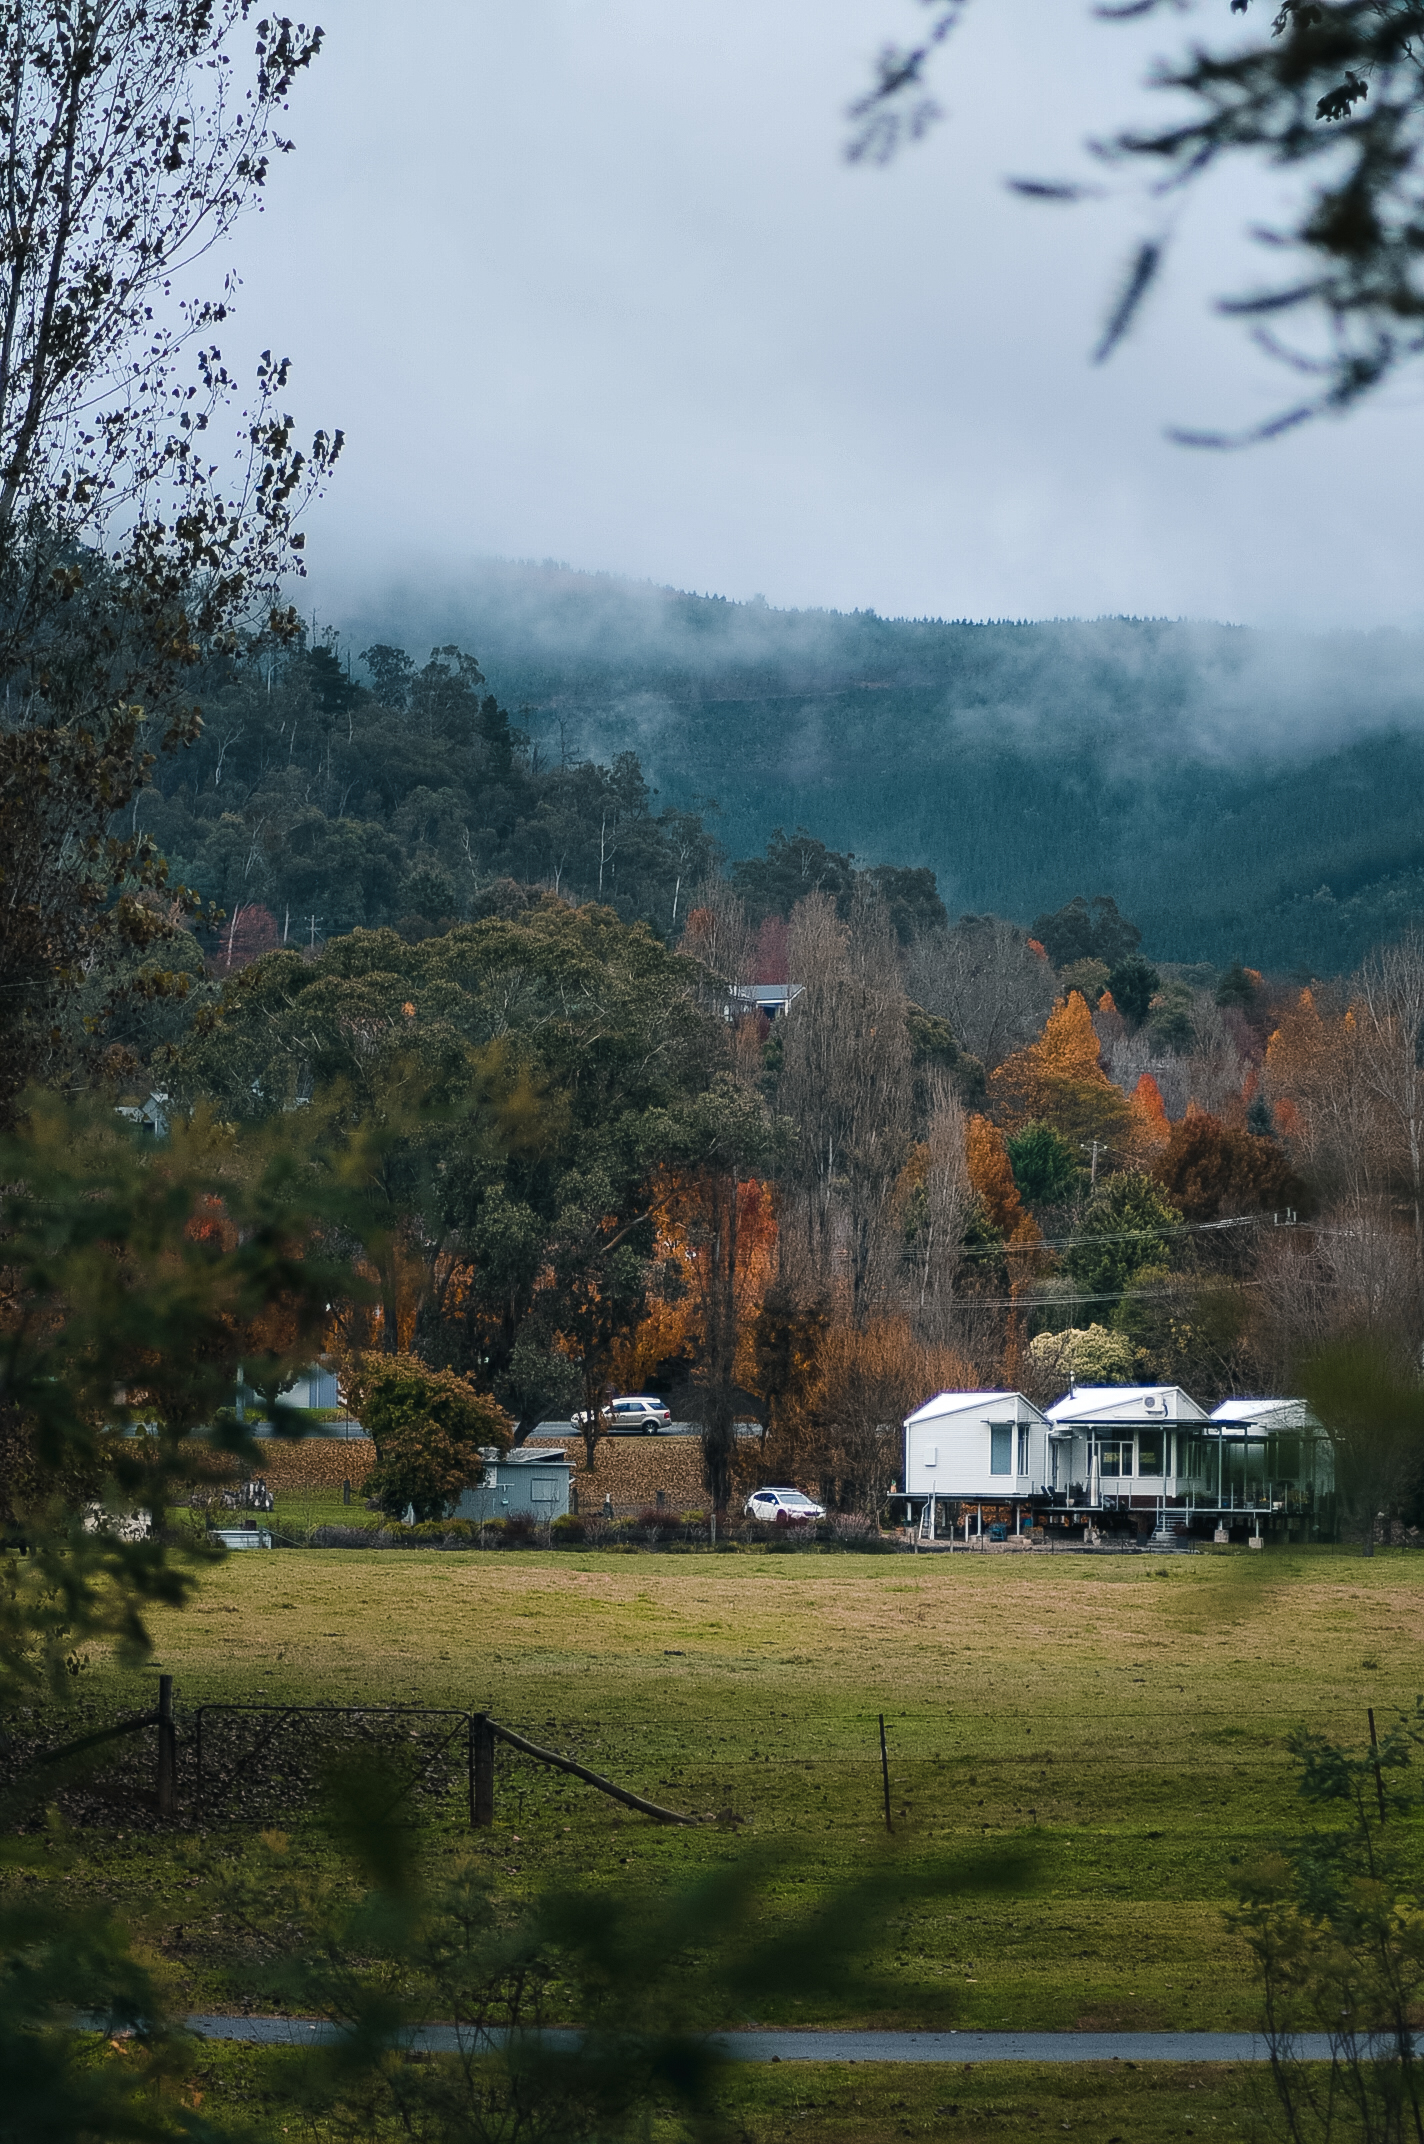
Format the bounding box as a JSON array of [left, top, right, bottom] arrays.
[[943, 1279, 1266, 1310], [953, 1210, 1296, 1261]]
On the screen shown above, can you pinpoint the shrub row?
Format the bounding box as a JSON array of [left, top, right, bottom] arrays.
[[295, 1509, 904, 1553]]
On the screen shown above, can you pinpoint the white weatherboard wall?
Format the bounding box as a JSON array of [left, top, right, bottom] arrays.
[[1044, 1386, 1212, 1506], [903, 1391, 1049, 1501]]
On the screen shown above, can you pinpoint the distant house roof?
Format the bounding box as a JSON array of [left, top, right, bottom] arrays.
[[905, 1390, 1044, 1427], [1046, 1385, 1209, 1426], [115, 1091, 170, 1137], [729, 983, 804, 1014], [1210, 1398, 1322, 1433]]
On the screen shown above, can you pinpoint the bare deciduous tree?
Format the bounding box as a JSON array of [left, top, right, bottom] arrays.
[[900, 1073, 970, 1334], [1187, 998, 1246, 1121], [780, 887, 913, 1322], [907, 914, 1055, 1072], [1353, 934, 1424, 1307]]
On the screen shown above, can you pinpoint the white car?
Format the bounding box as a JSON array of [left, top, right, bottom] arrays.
[[745, 1487, 825, 1524], [572, 1395, 672, 1434]]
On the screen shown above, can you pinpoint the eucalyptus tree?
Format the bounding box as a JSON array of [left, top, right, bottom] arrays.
[[0, 1, 337, 1112]]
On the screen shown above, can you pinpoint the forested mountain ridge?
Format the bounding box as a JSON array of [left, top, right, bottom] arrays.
[[327, 559, 1424, 973]]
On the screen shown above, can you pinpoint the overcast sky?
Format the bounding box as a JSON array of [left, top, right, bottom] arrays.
[[221, 1, 1424, 632]]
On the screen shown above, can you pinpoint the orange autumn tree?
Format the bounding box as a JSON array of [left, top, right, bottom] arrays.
[[608, 1169, 778, 1399], [989, 991, 1130, 1152], [967, 1113, 1028, 1238], [965, 1114, 1049, 1383], [1125, 1073, 1172, 1165], [763, 1315, 976, 1513]]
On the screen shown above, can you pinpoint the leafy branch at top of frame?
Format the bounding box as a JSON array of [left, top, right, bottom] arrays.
[[846, 1, 1424, 436]]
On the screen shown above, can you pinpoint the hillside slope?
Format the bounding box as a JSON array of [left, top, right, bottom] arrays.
[[330, 561, 1424, 971]]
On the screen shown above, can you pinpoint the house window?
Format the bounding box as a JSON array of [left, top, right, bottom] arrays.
[[1099, 1439, 1132, 1478], [530, 1473, 559, 1505], [1138, 1431, 1164, 1477], [1017, 1427, 1030, 1475], [990, 1423, 1012, 1475]]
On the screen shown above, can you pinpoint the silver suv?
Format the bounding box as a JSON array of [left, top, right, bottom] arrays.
[[572, 1396, 672, 1435]]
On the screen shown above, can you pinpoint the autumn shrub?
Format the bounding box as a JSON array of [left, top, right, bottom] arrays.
[[551, 1513, 586, 1545], [1152, 1110, 1308, 1221]]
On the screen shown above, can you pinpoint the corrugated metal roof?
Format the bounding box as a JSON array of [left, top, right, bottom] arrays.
[[1046, 1386, 1209, 1425], [904, 1390, 1044, 1426]]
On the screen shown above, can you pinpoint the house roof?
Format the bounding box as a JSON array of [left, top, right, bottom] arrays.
[[729, 983, 805, 1009], [904, 1390, 1045, 1428], [1210, 1398, 1321, 1432], [1046, 1385, 1209, 1426]]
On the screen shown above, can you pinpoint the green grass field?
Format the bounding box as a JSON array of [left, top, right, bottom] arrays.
[[186, 2044, 1261, 2143], [10, 1540, 1421, 2138]]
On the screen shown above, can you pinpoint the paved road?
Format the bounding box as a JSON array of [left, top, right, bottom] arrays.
[[185, 2017, 1341, 2063], [532, 1421, 733, 1440]]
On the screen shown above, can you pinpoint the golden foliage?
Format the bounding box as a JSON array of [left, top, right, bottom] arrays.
[[1126, 1072, 1172, 1164], [966, 1113, 1028, 1238], [989, 990, 1131, 1149], [607, 1169, 779, 1395]]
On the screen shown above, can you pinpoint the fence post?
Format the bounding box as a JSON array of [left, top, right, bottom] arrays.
[[879, 1713, 893, 1834], [156, 1675, 177, 1819], [473, 1712, 495, 1827]]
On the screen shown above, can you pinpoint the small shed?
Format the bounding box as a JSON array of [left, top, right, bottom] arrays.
[[901, 1390, 1050, 1530], [214, 1521, 272, 1549], [453, 1447, 572, 1525]]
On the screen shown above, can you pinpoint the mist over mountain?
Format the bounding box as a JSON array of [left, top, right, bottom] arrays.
[[323, 558, 1424, 972]]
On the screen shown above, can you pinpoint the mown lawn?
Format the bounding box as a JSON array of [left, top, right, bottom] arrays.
[[29, 1538, 1417, 2042]]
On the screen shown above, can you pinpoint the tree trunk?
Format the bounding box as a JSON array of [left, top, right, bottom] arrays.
[[700, 1167, 740, 1512]]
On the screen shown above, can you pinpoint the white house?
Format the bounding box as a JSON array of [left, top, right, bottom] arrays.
[[896, 1381, 1338, 1543], [1044, 1386, 1212, 1526], [728, 983, 804, 1020], [901, 1391, 1050, 1534]]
